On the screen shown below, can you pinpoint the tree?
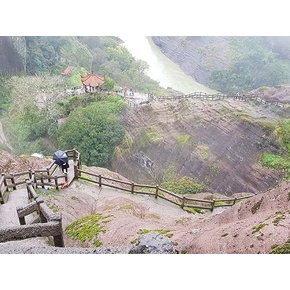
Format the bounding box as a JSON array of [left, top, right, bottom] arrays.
[[57, 99, 125, 166]]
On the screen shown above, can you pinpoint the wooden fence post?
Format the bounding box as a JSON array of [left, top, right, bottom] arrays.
[[46, 168, 51, 182], [28, 169, 32, 180], [17, 206, 26, 225], [98, 175, 102, 187], [74, 164, 78, 179], [155, 185, 159, 199], [40, 176, 45, 188], [54, 178, 59, 190], [181, 196, 185, 209], [11, 174, 16, 190], [2, 173, 7, 187], [131, 182, 135, 194], [36, 197, 46, 223], [33, 171, 36, 187], [51, 213, 64, 247], [211, 200, 215, 212], [27, 181, 32, 200]]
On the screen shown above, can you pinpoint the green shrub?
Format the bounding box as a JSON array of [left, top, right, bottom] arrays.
[[177, 133, 191, 145], [160, 176, 204, 195], [57, 96, 126, 167]]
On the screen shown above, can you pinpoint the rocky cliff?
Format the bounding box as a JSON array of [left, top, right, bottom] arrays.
[[152, 36, 290, 94], [0, 36, 25, 74], [112, 97, 286, 196]]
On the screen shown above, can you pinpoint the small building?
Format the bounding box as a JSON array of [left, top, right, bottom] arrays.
[[61, 66, 74, 76], [81, 73, 105, 93]]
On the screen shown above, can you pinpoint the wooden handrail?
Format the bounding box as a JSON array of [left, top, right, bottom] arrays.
[[0, 149, 256, 212]]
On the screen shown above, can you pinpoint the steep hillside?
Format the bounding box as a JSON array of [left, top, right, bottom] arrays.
[[0, 37, 25, 74], [18, 171, 290, 254], [112, 97, 287, 195], [152, 36, 290, 94]]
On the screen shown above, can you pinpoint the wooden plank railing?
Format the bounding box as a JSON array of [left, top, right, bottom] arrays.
[[76, 169, 254, 211], [0, 179, 64, 246], [151, 92, 287, 108], [0, 173, 8, 204], [0, 148, 256, 214]]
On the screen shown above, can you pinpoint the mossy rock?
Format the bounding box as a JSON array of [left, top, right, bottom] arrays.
[[65, 213, 112, 247]]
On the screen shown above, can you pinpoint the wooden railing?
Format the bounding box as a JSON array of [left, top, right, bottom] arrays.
[[0, 148, 257, 249], [0, 180, 64, 246], [130, 91, 287, 109], [0, 149, 80, 204], [76, 169, 255, 211]]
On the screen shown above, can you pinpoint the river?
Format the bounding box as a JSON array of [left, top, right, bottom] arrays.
[[120, 36, 217, 94]]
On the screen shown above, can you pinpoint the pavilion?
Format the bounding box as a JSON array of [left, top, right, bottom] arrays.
[[81, 73, 105, 93]]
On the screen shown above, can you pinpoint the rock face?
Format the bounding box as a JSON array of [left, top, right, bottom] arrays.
[[129, 232, 175, 254], [112, 98, 285, 195], [0, 36, 25, 74]]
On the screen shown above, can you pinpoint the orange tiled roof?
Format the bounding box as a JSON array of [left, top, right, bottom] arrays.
[[61, 66, 74, 76], [81, 73, 105, 87]]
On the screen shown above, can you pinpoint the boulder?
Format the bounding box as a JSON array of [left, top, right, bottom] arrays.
[[129, 232, 175, 254]]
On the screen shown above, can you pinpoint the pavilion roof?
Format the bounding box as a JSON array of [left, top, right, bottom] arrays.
[[61, 66, 74, 76], [81, 73, 105, 87]]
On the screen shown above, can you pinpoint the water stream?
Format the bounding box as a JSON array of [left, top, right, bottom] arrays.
[[120, 36, 217, 94]]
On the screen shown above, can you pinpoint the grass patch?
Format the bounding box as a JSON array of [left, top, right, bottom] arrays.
[[65, 213, 112, 247], [160, 176, 204, 195], [131, 238, 139, 245], [214, 201, 227, 206], [137, 229, 173, 238], [252, 223, 268, 234], [261, 119, 290, 179], [145, 213, 161, 220], [272, 211, 286, 226], [183, 207, 205, 214], [208, 163, 220, 176], [177, 133, 191, 145], [36, 188, 58, 196], [195, 144, 209, 160], [270, 241, 290, 254], [71, 195, 79, 201], [251, 198, 263, 214], [79, 173, 95, 185]]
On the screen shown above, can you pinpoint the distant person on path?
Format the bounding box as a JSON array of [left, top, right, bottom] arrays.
[[61, 162, 69, 173]]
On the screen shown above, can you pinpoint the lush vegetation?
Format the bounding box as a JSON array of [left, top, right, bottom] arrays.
[[261, 120, 290, 179], [160, 176, 204, 195], [4, 103, 56, 153], [57, 95, 126, 167], [24, 36, 162, 94], [0, 75, 11, 116], [209, 37, 290, 93], [25, 36, 92, 74]]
